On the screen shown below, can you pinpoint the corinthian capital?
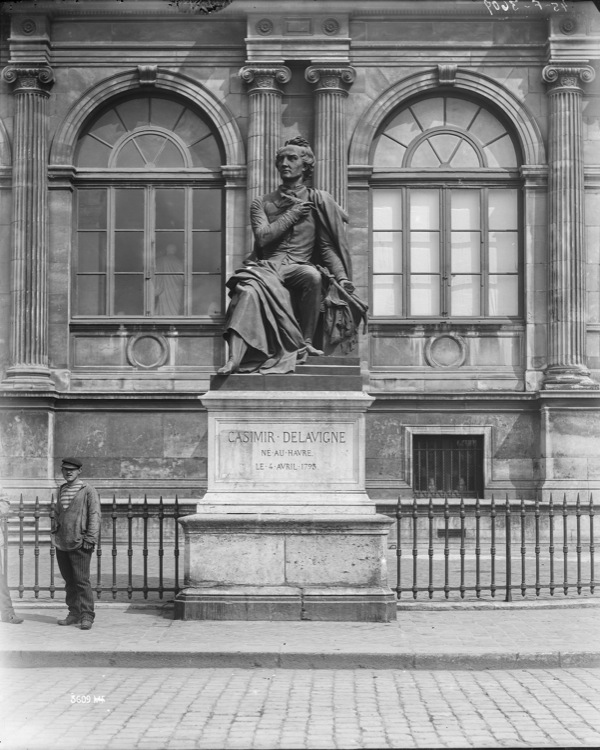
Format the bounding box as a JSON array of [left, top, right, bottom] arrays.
[[542, 64, 595, 93], [2, 65, 54, 95], [238, 65, 292, 94], [305, 65, 356, 93]]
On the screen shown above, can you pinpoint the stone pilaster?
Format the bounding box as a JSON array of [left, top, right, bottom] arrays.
[[541, 64, 598, 390], [2, 65, 54, 388], [238, 64, 291, 202], [305, 65, 356, 211]]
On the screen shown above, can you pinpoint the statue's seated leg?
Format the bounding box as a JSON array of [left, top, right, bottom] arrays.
[[218, 331, 248, 374]]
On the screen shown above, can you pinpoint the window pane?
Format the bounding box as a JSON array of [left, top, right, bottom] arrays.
[[155, 241, 184, 272], [373, 232, 402, 273], [193, 190, 222, 230], [410, 276, 440, 316], [410, 98, 444, 129], [451, 232, 480, 273], [150, 98, 184, 131], [410, 232, 439, 273], [156, 232, 185, 259], [156, 189, 185, 229], [115, 190, 144, 229], [114, 141, 145, 168], [410, 140, 440, 168], [75, 135, 111, 168], [445, 98, 480, 130], [155, 274, 184, 316], [88, 109, 126, 146], [484, 134, 517, 169], [134, 133, 168, 165], [193, 232, 222, 273], [156, 140, 186, 168], [410, 191, 439, 230], [78, 190, 107, 229], [192, 275, 222, 317], [429, 134, 461, 164], [489, 232, 518, 273], [114, 275, 144, 316], [115, 232, 144, 272], [373, 136, 406, 168], [372, 275, 402, 316], [450, 140, 480, 168], [489, 189, 518, 230], [78, 232, 107, 272], [373, 191, 402, 230], [384, 108, 421, 146], [451, 276, 480, 316], [76, 276, 106, 316], [489, 275, 518, 316], [468, 108, 506, 145], [451, 191, 479, 230], [116, 98, 150, 131], [189, 136, 221, 170], [174, 109, 210, 146]]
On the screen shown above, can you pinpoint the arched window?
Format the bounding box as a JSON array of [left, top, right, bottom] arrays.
[[73, 95, 224, 318], [371, 95, 522, 319]]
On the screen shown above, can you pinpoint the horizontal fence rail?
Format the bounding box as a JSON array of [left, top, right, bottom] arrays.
[[2, 495, 184, 601], [395, 494, 596, 601]]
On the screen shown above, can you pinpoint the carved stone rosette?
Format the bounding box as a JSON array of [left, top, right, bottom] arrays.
[[239, 65, 292, 200], [305, 66, 356, 210], [542, 64, 598, 389], [2, 65, 55, 385]]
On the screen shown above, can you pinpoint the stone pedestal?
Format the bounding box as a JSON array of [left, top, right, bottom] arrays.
[[175, 358, 396, 621]]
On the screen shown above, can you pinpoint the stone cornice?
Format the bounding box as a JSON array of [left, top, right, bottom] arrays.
[[239, 64, 292, 93], [2, 64, 54, 94], [305, 64, 356, 93], [542, 63, 596, 92]]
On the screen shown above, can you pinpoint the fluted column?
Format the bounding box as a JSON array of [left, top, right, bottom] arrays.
[[238, 64, 291, 203], [305, 65, 356, 211], [2, 65, 54, 387], [541, 64, 598, 390]]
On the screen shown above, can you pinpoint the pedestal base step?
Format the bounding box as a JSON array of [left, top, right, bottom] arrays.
[[174, 585, 396, 622]]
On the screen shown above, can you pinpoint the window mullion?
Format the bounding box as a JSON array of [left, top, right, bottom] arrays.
[[402, 187, 409, 317], [441, 188, 449, 317], [146, 187, 154, 317], [108, 187, 115, 316], [481, 188, 489, 317], [186, 187, 192, 316]]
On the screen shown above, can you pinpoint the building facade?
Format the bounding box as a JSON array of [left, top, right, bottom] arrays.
[[0, 0, 599, 506]]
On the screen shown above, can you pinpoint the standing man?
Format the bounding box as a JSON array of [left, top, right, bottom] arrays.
[[52, 458, 101, 630], [0, 488, 23, 624]]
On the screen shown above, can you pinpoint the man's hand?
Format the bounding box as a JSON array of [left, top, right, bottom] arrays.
[[82, 541, 95, 552], [341, 280, 355, 294]]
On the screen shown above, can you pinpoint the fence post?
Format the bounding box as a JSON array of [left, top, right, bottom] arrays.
[[49, 495, 56, 598], [562, 493, 569, 596], [411, 497, 418, 599], [504, 495, 512, 602], [490, 495, 496, 598], [395, 497, 402, 600], [576, 494, 582, 595], [428, 497, 434, 599], [549, 494, 555, 596], [33, 497, 40, 598], [590, 494, 595, 595]]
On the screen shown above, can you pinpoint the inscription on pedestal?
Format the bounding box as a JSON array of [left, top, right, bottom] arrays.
[[214, 420, 357, 486]]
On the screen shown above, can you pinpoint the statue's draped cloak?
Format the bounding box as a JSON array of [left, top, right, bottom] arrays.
[[223, 188, 367, 373]]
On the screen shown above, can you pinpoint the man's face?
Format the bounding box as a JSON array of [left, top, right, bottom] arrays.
[[62, 466, 82, 483], [276, 146, 305, 182]]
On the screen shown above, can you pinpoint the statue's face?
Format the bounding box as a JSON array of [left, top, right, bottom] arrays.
[[276, 146, 305, 181]]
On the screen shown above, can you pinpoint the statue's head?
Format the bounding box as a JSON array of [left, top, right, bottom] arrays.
[[275, 136, 315, 182]]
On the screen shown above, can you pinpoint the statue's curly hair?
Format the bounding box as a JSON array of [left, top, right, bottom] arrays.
[[275, 136, 315, 181]]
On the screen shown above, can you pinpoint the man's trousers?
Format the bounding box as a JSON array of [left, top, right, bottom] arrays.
[[56, 547, 95, 621]]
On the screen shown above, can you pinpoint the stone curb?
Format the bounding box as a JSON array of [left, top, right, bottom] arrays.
[[3, 649, 600, 670]]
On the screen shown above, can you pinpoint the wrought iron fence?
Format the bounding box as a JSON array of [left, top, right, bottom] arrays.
[[394, 494, 596, 601], [2, 495, 184, 600]]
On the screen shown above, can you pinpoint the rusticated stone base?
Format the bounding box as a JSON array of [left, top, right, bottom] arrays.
[[174, 513, 396, 622]]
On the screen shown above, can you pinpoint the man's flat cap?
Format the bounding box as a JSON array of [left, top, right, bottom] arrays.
[[61, 458, 83, 469]]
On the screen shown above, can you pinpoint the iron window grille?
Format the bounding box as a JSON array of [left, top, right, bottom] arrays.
[[413, 434, 484, 498]]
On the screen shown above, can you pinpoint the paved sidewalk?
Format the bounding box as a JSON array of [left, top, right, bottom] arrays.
[[1, 600, 599, 670]]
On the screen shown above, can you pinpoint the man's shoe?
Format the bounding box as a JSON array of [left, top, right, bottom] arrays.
[[57, 614, 80, 626], [80, 618, 93, 630], [1, 613, 23, 624]]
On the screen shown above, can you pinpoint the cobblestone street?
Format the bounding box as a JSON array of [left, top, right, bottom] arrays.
[[2, 667, 599, 749]]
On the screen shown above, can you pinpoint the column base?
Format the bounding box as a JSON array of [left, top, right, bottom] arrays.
[[2, 366, 56, 391], [543, 366, 599, 390]]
